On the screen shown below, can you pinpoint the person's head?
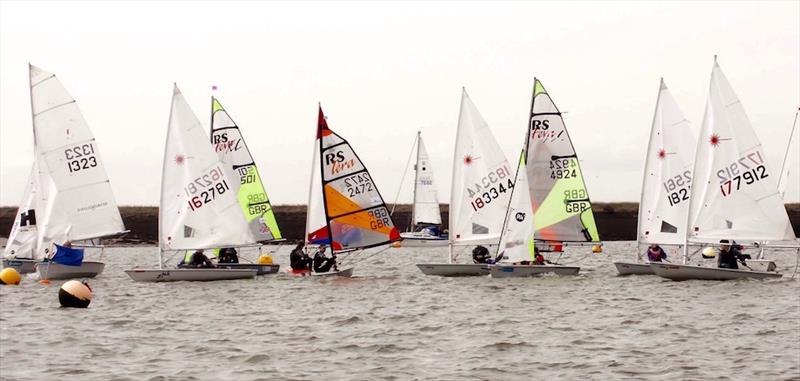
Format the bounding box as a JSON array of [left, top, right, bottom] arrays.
[[719, 239, 731, 251], [295, 242, 305, 250], [63, 241, 73, 247], [649, 244, 659, 249], [195, 249, 204, 255], [318, 244, 328, 253]]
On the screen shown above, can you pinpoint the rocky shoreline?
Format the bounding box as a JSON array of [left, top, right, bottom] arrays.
[[1, 203, 798, 246]]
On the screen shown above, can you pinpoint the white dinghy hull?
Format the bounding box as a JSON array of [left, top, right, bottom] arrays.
[[490, 264, 580, 278], [650, 263, 782, 281], [2, 259, 38, 274], [613, 261, 655, 275], [215, 263, 280, 275], [397, 234, 449, 247], [125, 268, 258, 282], [36, 261, 105, 280], [311, 267, 354, 277], [416, 263, 490, 277]]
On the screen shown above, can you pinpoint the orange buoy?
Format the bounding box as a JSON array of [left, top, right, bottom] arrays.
[[0, 268, 22, 285]]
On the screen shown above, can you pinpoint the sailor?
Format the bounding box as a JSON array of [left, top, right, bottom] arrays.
[[644, 244, 668, 262], [533, 247, 548, 265], [717, 239, 746, 269], [313, 244, 337, 273], [472, 245, 492, 264], [183, 249, 215, 268], [218, 247, 239, 264], [289, 243, 312, 271]]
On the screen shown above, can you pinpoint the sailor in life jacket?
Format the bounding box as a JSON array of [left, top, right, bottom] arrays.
[[472, 245, 493, 264], [644, 244, 667, 262], [312, 244, 338, 273]]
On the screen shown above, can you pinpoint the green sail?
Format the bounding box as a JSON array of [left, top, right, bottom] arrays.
[[210, 97, 282, 241], [526, 79, 600, 242]]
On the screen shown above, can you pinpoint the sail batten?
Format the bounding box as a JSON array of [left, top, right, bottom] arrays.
[[527, 78, 600, 243]]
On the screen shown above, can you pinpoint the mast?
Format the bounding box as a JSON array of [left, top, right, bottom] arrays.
[[777, 108, 799, 196], [411, 130, 421, 230], [158, 84, 180, 268], [27, 63, 39, 259], [448, 88, 467, 264]]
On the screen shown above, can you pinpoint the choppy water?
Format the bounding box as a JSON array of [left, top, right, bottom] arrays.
[[1, 241, 799, 380]]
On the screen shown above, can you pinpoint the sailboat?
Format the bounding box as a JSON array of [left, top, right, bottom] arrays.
[[125, 85, 260, 282], [208, 96, 282, 275], [777, 108, 799, 200], [398, 131, 448, 247], [614, 79, 696, 275], [303, 105, 401, 277], [2, 65, 127, 279], [417, 88, 513, 276], [651, 59, 798, 280], [525, 78, 601, 263]]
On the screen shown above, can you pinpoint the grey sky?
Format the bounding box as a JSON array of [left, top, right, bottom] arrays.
[[1, 1, 798, 206]]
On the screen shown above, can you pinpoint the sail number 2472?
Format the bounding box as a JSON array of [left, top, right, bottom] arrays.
[[184, 166, 230, 211]]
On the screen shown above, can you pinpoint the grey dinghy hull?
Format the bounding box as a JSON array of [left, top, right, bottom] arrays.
[[490, 264, 580, 278], [215, 263, 280, 275], [36, 261, 105, 280], [310, 267, 354, 277], [397, 235, 449, 247], [125, 268, 258, 282], [650, 263, 782, 281], [613, 261, 655, 275], [416, 263, 491, 277], [2, 259, 38, 274]]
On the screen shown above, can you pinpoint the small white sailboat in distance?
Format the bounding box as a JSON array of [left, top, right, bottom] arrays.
[[125, 85, 259, 282], [3, 64, 127, 279], [417, 88, 513, 276], [651, 58, 798, 280], [302, 105, 401, 277], [398, 131, 448, 247], [614, 78, 696, 275]]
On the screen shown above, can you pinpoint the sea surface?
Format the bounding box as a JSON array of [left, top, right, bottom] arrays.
[[1, 241, 799, 381]]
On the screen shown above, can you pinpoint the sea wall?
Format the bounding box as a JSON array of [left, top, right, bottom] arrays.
[[1, 204, 798, 245]]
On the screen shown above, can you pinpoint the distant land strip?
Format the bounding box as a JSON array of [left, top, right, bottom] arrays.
[[1, 204, 798, 245]]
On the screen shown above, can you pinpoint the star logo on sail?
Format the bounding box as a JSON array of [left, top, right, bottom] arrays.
[[463, 154, 477, 166], [657, 149, 667, 159], [709, 133, 728, 147], [174, 154, 186, 165]]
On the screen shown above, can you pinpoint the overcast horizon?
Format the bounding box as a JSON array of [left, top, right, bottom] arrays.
[[1, 1, 798, 207]]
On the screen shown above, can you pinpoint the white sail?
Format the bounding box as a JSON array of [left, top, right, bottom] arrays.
[[28, 64, 125, 254], [160, 85, 256, 251], [3, 163, 45, 259], [638, 79, 697, 245], [449, 88, 513, 245], [497, 151, 535, 263], [413, 131, 442, 226], [777, 110, 799, 199], [687, 61, 796, 244]]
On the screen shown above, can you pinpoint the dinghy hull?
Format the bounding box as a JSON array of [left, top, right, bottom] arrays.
[[416, 263, 490, 276], [36, 261, 105, 280], [490, 264, 580, 278], [613, 261, 655, 275], [311, 267, 354, 277], [650, 263, 782, 281], [124, 268, 258, 282], [397, 234, 449, 247], [2, 259, 38, 274], [215, 263, 280, 275]]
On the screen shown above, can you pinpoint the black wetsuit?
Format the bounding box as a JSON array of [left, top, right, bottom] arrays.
[[472, 246, 491, 264], [718, 247, 745, 269], [188, 252, 214, 268], [290, 248, 312, 271], [218, 249, 239, 264], [313, 251, 336, 273]]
